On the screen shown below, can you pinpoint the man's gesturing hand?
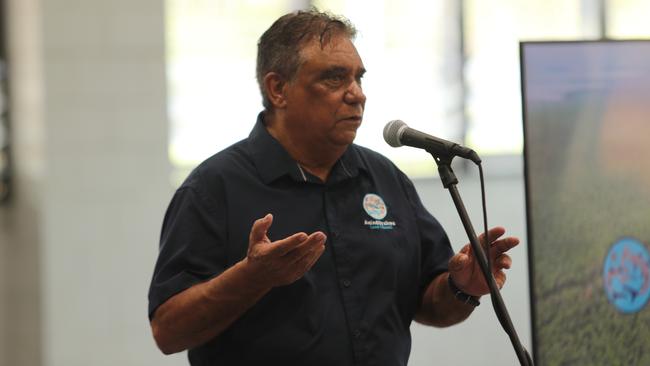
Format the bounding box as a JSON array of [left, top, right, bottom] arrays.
[[245, 214, 327, 288], [448, 227, 519, 296]]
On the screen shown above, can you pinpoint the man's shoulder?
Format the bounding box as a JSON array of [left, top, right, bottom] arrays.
[[203, 139, 251, 168], [181, 139, 253, 190]]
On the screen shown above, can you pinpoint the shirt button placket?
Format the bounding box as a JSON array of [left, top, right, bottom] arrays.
[[325, 187, 361, 359], [353, 329, 361, 339]]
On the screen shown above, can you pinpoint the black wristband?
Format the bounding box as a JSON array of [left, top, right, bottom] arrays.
[[447, 274, 480, 307]]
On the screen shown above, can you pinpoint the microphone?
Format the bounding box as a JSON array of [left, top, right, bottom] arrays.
[[383, 120, 481, 164]]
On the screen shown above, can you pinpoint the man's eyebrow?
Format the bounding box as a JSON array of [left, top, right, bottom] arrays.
[[320, 66, 349, 77], [320, 66, 367, 78]]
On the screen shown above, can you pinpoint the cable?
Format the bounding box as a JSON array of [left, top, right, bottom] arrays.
[[477, 162, 534, 366], [479, 163, 491, 274]]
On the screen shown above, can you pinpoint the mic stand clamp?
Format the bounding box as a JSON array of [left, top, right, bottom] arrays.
[[431, 153, 533, 366]]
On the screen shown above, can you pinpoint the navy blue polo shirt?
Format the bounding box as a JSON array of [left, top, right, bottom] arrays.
[[148, 113, 454, 366]]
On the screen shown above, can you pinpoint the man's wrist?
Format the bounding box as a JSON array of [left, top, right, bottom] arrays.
[[234, 258, 274, 292], [447, 274, 480, 307]]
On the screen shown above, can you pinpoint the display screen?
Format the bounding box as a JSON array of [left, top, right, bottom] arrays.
[[522, 41, 650, 365]]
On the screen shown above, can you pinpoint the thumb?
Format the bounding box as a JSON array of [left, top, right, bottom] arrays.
[[249, 213, 273, 245]]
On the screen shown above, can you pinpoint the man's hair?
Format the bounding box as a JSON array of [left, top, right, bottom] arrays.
[[256, 9, 357, 110]]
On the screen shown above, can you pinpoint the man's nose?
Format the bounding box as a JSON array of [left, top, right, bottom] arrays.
[[344, 81, 366, 105]]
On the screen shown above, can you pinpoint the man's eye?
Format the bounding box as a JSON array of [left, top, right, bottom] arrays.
[[328, 75, 344, 83]]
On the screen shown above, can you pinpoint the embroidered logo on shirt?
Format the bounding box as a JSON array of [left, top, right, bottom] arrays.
[[363, 193, 387, 219], [362, 193, 396, 230]]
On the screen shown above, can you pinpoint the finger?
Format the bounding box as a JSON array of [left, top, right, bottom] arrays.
[[282, 238, 325, 283], [494, 270, 506, 289], [249, 214, 274, 245], [296, 241, 326, 272], [283, 232, 327, 262], [494, 253, 512, 270], [478, 227, 506, 246], [309, 244, 326, 267], [269, 231, 310, 255], [490, 236, 520, 253]]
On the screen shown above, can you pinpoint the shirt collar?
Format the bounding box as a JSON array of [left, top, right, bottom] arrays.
[[248, 112, 368, 185]]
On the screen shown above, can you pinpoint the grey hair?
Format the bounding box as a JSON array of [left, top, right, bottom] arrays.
[[256, 9, 357, 110]]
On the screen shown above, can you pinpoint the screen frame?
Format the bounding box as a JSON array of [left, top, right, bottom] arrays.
[[520, 39, 650, 365]]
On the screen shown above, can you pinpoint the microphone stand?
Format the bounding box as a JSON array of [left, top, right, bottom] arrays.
[[433, 154, 533, 366]]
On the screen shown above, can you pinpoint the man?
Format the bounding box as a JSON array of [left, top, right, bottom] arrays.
[[148, 9, 518, 365]]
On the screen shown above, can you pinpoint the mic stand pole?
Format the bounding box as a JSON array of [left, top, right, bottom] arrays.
[[433, 154, 533, 366]]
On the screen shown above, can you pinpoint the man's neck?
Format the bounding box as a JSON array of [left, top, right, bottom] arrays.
[[264, 113, 346, 182]]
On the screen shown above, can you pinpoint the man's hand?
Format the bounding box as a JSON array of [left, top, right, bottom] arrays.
[[245, 214, 327, 287], [151, 213, 327, 354], [448, 227, 519, 296]]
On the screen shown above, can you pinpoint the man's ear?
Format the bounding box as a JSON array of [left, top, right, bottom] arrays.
[[263, 72, 288, 109]]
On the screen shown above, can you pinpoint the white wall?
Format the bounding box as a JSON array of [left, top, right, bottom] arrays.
[[38, 0, 178, 365], [1, 0, 183, 365], [0, 2, 532, 366]]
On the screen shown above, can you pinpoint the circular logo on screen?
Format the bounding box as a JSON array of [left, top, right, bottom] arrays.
[[603, 237, 650, 313], [362, 193, 387, 220]]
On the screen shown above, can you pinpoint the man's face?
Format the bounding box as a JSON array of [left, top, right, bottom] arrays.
[[281, 34, 367, 149]]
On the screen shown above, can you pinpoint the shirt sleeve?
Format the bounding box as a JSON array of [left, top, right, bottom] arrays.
[[147, 173, 228, 320], [399, 171, 454, 298]]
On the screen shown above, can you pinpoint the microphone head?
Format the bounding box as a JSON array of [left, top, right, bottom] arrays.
[[383, 120, 407, 147]]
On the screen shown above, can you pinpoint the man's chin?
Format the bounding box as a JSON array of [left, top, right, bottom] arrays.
[[332, 132, 357, 147]]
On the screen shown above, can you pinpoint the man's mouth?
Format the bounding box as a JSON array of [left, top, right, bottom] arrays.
[[340, 115, 363, 123]]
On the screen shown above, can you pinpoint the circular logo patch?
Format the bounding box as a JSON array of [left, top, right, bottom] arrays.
[[603, 237, 650, 313], [363, 193, 387, 220]]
